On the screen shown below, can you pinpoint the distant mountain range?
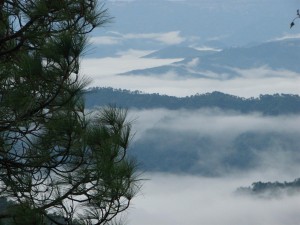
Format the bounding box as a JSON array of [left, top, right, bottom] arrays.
[[85, 87, 300, 115], [142, 46, 218, 59], [121, 38, 300, 78]]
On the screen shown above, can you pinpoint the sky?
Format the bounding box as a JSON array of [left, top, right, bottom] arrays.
[[80, 0, 300, 97], [80, 1, 300, 225]]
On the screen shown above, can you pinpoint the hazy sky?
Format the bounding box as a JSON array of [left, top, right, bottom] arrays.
[[80, 0, 300, 97]]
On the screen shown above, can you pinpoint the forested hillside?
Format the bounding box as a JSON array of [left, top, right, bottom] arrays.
[[85, 87, 300, 115], [237, 178, 300, 198]]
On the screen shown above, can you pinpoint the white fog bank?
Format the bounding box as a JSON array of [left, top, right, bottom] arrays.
[[81, 56, 300, 98], [128, 172, 300, 225]]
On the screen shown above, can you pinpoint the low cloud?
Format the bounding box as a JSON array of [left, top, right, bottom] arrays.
[[186, 58, 200, 69], [115, 49, 155, 58], [110, 0, 135, 1], [90, 31, 185, 46], [87, 73, 300, 97], [127, 172, 300, 225], [125, 108, 300, 225], [128, 108, 300, 176], [233, 66, 300, 78], [271, 33, 300, 41], [123, 31, 185, 45], [89, 36, 122, 45], [125, 103, 300, 225], [81, 57, 181, 79], [81, 53, 300, 98], [130, 108, 300, 137], [193, 46, 222, 51]]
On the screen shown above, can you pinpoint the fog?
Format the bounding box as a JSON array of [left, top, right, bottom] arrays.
[[127, 108, 300, 175], [129, 108, 300, 140], [121, 108, 300, 225], [127, 172, 300, 225], [81, 56, 300, 98]]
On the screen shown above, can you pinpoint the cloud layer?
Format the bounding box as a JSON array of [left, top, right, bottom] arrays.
[[90, 31, 185, 46], [127, 172, 300, 225], [121, 106, 300, 225], [129, 108, 300, 175], [81, 53, 300, 97]]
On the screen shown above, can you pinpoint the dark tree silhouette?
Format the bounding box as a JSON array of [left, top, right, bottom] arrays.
[[0, 1, 140, 224], [290, 9, 300, 28]]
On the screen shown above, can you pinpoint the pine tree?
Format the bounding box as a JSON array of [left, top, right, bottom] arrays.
[[0, 1, 139, 224]]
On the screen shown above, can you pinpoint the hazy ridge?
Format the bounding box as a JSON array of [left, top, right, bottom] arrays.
[[121, 38, 300, 78], [85, 87, 300, 115]]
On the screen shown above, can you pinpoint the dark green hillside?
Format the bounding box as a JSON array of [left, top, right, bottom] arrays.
[[85, 87, 300, 115], [237, 178, 300, 198], [85, 87, 179, 109]]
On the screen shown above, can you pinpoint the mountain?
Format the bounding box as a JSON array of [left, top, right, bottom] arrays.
[[85, 87, 300, 115], [121, 39, 300, 78], [142, 46, 216, 59]]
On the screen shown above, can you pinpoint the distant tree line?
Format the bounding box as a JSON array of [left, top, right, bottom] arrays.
[[236, 178, 300, 198], [85, 87, 300, 115]]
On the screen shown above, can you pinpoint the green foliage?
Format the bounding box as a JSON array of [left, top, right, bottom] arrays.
[[0, 1, 139, 225]]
